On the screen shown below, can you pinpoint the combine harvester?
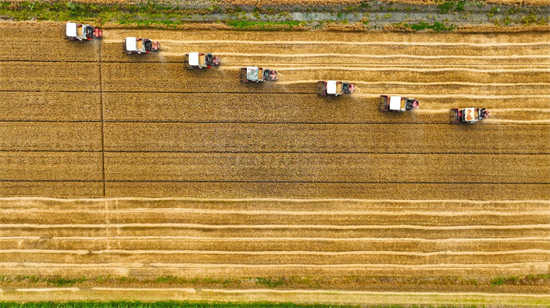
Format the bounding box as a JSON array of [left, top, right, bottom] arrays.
[[450, 108, 490, 124], [240, 67, 278, 83], [65, 22, 102, 41], [317, 80, 355, 96], [379, 95, 419, 112], [123, 37, 160, 55], [184, 52, 221, 69]]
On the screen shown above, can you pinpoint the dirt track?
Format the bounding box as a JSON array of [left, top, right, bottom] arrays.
[[0, 21, 549, 304]]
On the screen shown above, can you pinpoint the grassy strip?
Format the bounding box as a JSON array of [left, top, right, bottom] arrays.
[[0, 1, 194, 27], [1, 275, 549, 287], [1, 1, 547, 29], [396, 21, 457, 31], [225, 20, 307, 30]]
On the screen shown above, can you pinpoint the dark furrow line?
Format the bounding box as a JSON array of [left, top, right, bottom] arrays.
[[1, 120, 548, 126], [99, 41, 106, 198], [0, 180, 548, 184], [0, 150, 548, 155], [0, 90, 314, 94]]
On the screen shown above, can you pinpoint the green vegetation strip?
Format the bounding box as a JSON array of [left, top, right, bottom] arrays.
[[0, 1, 200, 27]]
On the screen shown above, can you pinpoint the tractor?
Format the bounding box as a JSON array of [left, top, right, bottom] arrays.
[[184, 52, 221, 69], [123, 37, 160, 55], [379, 95, 419, 112], [65, 22, 102, 41], [450, 108, 490, 124], [240, 67, 278, 83], [317, 81, 355, 96]]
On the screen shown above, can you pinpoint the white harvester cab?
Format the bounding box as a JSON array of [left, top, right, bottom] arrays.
[[389, 96, 402, 111], [450, 107, 490, 123], [126, 37, 138, 52], [123, 37, 160, 55], [65, 22, 102, 41], [239, 66, 278, 83], [317, 80, 354, 96], [326, 80, 338, 95], [379, 95, 419, 112], [184, 52, 221, 69], [189, 52, 201, 66]]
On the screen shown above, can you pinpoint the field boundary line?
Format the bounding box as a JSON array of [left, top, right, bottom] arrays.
[[1, 248, 549, 256], [4, 287, 549, 297], [2, 237, 548, 242], [2, 209, 548, 216], [1, 197, 549, 203], [2, 223, 548, 230], [2, 262, 545, 269]]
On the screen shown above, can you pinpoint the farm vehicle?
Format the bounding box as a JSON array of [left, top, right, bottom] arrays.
[[123, 37, 160, 55], [240, 67, 278, 83], [65, 22, 102, 41], [317, 81, 355, 96], [184, 52, 221, 69], [379, 95, 419, 112], [450, 108, 490, 124]]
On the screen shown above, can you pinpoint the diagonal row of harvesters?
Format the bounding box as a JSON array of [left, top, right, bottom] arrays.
[[65, 22, 490, 124]]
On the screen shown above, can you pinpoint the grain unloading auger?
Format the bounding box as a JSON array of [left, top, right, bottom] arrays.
[[65, 22, 102, 41], [184, 52, 221, 69], [240, 67, 278, 83], [317, 80, 355, 96], [123, 37, 160, 55], [379, 95, 419, 112], [450, 108, 490, 124]]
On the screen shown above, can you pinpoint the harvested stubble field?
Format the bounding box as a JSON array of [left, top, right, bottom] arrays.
[[1, 21, 550, 305]]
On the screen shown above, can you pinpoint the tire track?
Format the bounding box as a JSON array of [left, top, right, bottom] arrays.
[[101, 39, 550, 47], [2, 223, 548, 230]]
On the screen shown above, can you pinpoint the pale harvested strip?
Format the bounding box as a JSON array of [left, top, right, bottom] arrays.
[[1, 287, 549, 306], [3, 182, 549, 199], [102, 28, 549, 45], [160, 52, 550, 66], [1, 197, 549, 212], [104, 182, 550, 200], [285, 82, 550, 97], [3, 197, 550, 206], [104, 153, 550, 183], [101, 44, 550, 63], [3, 249, 549, 265], [102, 93, 549, 123], [102, 45, 550, 63], [103, 123, 550, 154], [0, 92, 101, 121], [0, 62, 100, 92], [1, 237, 547, 252], [4, 223, 547, 239], [0, 122, 103, 151], [3, 225, 548, 240], [4, 209, 548, 226], [0, 152, 103, 181], [1, 262, 547, 280], [101, 64, 549, 92]]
